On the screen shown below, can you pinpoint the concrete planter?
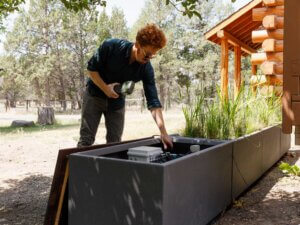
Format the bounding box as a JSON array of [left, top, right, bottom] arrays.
[[68, 125, 290, 225], [69, 138, 232, 225], [232, 125, 291, 198]]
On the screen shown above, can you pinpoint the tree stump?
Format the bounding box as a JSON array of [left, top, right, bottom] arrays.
[[37, 107, 55, 125]]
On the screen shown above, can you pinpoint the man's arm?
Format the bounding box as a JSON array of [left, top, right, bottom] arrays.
[[150, 107, 173, 150], [87, 70, 119, 98]]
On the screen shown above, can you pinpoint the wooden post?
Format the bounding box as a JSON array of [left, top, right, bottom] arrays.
[[251, 64, 258, 94], [234, 46, 241, 99], [221, 37, 229, 101], [252, 65, 257, 75]]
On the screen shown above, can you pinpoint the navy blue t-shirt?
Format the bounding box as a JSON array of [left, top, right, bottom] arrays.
[[87, 38, 162, 110]]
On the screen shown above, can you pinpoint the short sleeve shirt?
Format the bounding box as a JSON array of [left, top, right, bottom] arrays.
[[87, 38, 162, 110]]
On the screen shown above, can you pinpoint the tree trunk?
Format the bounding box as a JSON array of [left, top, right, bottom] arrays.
[[9, 99, 16, 108], [33, 78, 43, 105], [37, 106, 55, 125]]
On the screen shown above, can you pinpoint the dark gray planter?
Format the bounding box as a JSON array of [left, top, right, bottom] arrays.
[[232, 129, 263, 199], [261, 126, 281, 173], [232, 125, 291, 199], [69, 138, 232, 225], [68, 125, 291, 225]]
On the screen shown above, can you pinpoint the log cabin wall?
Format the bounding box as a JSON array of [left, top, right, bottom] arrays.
[[251, 0, 300, 136], [251, 0, 284, 87]]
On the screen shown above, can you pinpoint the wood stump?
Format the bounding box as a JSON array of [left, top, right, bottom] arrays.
[[38, 107, 55, 125]]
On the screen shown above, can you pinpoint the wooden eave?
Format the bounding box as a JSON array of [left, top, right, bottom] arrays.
[[204, 0, 263, 56]]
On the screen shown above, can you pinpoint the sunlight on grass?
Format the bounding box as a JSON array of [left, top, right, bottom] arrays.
[[0, 122, 80, 134], [182, 86, 282, 139]]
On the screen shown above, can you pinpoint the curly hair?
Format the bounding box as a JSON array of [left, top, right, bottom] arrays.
[[136, 23, 167, 49]]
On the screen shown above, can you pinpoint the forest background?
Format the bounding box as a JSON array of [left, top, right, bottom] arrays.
[[0, 0, 253, 112]]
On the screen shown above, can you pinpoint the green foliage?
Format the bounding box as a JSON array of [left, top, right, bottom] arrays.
[[0, 0, 105, 14], [0, 0, 236, 27], [279, 162, 300, 176], [0, 0, 26, 13], [129, 0, 234, 109], [165, 0, 236, 19], [59, 0, 106, 11], [183, 94, 205, 137], [1, 0, 128, 109], [1, 0, 244, 114], [182, 86, 282, 140]]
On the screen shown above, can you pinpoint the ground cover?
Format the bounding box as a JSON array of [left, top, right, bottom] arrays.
[[0, 108, 299, 225]]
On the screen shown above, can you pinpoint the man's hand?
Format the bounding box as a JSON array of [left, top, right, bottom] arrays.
[[161, 133, 173, 150], [150, 107, 173, 150], [87, 71, 119, 99], [104, 83, 119, 98]]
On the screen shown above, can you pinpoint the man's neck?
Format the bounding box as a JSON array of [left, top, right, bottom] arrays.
[[129, 44, 137, 64]]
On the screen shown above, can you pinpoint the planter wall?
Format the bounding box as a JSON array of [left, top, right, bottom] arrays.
[[232, 130, 263, 199], [68, 125, 290, 225], [69, 138, 231, 225], [232, 125, 291, 199], [162, 142, 232, 225]]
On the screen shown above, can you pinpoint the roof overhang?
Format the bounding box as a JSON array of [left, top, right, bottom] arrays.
[[205, 0, 263, 56]]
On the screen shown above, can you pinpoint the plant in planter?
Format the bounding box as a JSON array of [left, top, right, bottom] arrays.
[[182, 86, 282, 139]]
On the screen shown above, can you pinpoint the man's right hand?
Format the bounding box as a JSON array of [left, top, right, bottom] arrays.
[[104, 83, 120, 98]]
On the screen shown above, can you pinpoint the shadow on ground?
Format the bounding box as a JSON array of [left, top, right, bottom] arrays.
[[213, 153, 300, 225], [0, 174, 52, 225], [0, 154, 299, 225]]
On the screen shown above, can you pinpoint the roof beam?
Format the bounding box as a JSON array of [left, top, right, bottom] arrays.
[[205, 0, 263, 40], [217, 30, 257, 54]]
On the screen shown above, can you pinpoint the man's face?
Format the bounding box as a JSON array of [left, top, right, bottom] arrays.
[[136, 44, 160, 64]]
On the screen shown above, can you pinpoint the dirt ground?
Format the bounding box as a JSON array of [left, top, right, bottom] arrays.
[[0, 107, 299, 225]]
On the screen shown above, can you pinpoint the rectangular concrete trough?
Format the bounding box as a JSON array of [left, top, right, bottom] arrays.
[[68, 125, 290, 225]]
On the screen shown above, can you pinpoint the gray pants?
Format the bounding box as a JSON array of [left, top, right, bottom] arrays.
[[77, 90, 125, 147]]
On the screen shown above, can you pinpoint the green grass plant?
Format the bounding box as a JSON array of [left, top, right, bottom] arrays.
[[182, 85, 282, 139]]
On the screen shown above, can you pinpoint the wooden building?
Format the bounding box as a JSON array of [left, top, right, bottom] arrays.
[[205, 0, 300, 135], [204, 0, 284, 100]]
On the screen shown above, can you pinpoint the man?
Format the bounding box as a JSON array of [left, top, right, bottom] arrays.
[[78, 23, 173, 149]]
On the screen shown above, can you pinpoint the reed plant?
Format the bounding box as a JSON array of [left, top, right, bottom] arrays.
[[182, 85, 282, 139]]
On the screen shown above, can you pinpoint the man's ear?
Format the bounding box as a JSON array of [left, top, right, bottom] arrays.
[[135, 42, 140, 49]]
